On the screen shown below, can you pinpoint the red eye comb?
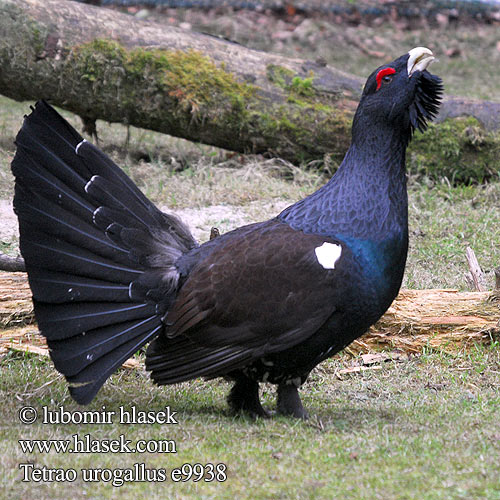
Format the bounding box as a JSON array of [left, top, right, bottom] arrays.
[[376, 67, 396, 90]]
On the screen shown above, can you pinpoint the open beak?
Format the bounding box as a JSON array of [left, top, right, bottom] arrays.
[[407, 47, 435, 77]]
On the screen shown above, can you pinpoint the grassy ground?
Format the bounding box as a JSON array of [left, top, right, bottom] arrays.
[[1, 8, 499, 500], [1, 344, 500, 500]]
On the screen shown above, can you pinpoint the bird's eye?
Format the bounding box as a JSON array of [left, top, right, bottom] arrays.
[[382, 75, 393, 84]]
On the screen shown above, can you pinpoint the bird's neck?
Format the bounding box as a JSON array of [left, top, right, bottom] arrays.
[[279, 125, 409, 241]]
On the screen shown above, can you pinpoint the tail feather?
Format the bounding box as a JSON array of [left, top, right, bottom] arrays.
[[11, 101, 196, 403], [27, 269, 132, 304], [84, 174, 160, 229], [19, 225, 142, 283], [67, 322, 163, 405], [77, 138, 155, 212], [34, 301, 158, 340], [11, 155, 95, 219], [14, 125, 89, 191], [93, 206, 149, 233], [49, 316, 161, 376], [22, 100, 84, 145], [15, 187, 130, 264]]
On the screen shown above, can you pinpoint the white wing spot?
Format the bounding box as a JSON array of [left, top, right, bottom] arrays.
[[314, 242, 342, 270], [75, 139, 87, 155]]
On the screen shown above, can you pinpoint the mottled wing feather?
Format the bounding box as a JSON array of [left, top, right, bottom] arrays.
[[166, 219, 345, 353]]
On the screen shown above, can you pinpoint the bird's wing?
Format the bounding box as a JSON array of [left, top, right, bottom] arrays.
[[146, 219, 352, 383]]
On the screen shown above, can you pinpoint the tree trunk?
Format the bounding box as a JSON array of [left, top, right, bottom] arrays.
[[1, 272, 498, 356], [0, 0, 499, 166]]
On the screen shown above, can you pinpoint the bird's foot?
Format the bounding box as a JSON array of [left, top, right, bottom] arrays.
[[227, 377, 270, 419], [277, 383, 309, 419]]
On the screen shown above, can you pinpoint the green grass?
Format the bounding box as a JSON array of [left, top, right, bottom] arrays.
[[1, 345, 499, 499], [405, 181, 500, 290]]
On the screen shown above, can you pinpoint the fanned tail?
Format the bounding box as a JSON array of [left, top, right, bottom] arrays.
[[11, 101, 197, 404]]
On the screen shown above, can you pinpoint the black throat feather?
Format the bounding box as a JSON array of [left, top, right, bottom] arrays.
[[409, 70, 443, 136]]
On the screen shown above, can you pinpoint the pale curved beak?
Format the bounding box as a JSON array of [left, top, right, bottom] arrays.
[[407, 47, 435, 77]]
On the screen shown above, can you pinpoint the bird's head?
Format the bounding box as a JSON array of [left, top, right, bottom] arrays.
[[353, 47, 443, 140]]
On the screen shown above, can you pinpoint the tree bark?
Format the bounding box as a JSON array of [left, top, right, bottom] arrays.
[[0, 272, 32, 329], [0, 0, 499, 165], [0, 252, 26, 273], [353, 289, 500, 354], [1, 272, 499, 355]]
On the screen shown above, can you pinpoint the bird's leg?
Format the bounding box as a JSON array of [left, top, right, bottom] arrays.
[[227, 374, 270, 419], [277, 382, 309, 419]]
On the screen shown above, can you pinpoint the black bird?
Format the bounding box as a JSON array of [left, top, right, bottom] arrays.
[[11, 47, 442, 418]]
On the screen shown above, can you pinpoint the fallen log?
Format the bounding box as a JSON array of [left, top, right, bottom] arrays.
[[0, 272, 33, 329], [0, 0, 499, 171], [351, 289, 500, 354], [0, 252, 26, 273], [1, 272, 499, 357], [0, 0, 359, 164]]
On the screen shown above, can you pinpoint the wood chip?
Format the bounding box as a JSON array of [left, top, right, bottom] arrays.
[[337, 365, 383, 376]]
